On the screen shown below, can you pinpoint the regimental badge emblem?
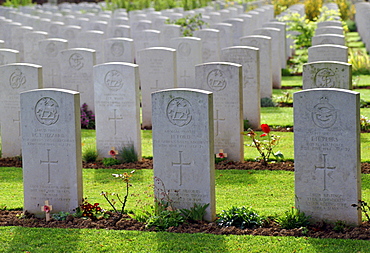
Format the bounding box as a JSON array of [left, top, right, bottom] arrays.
[[166, 97, 192, 127], [35, 97, 59, 125], [69, 53, 84, 70], [104, 70, 124, 91], [311, 97, 337, 128], [207, 69, 227, 91], [9, 68, 26, 89]]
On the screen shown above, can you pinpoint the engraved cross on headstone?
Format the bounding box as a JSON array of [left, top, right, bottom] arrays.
[[40, 149, 58, 183], [108, 109, 123, 135], [48, 68, 58, 86], [315, 154, 336, 191], [172, 151, 191, 186], [214, 109, 225, 136], [13, 110, 21, 136], [180, 70, 190, 87], [150, 80, 164, 91]]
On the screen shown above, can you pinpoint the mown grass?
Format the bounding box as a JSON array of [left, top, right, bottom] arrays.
[[2, 168, 370, 252]]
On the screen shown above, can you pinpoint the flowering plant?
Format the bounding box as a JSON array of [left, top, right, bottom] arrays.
[[76, 198, 109, 220], [101, 170, 135, 221], [80, 103, 95, 129], [246, 124, 284, 166]]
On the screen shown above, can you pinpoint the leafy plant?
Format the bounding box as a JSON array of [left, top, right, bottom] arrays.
[[333, 220, 346, 233], [349, 48, 370, 75], [243, 119, 251, 131], [101, 170, 135, 221], [246, 124, 284, 166], [165, 13, 207, 36], [216, 206, 265, 229], [118, 143, 138, 163], [275, 91, 293, 104], [180, 203, 209, 221], [52, 211, 71, 221], [80, 103, 95, 129], [261, 97, 276, 107], [277, 207, 310, 229], [3, 0, 33, 7], [76, 198, 109, 220], [102, 157, 121, 166], [82, 144, 98, 163], [146, 209, 185, 230], [304, 0, 322, 21], [352, 199, 370, 221]]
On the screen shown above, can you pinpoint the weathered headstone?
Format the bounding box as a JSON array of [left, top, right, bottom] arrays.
[[136, 47, 177, 129], [308, 44, 348, 63], [23, 31, 49, 64], [194, 62, 244, 161], [240, 35, 272, 99], [104, 37, 135, 63], [21, 88, 83, 217], [38, 38, 68, 88], [303, 61, 352, 90], [60, 48, 96, 112], [311, 34, 345, 46], [152, 88, 215, 221], [0, 49, 19, 65], [94, 62, 142, 159], [0, 63, 42, 157], [221, 46, 260, 129], [294, 88, 361, 226], [193, 28, 221, 63], [171, 37, 202, 88]]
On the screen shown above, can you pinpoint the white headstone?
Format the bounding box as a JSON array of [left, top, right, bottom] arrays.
[[0, 49, 19, 65], [294, 88, 361, 226], [221, 46, 260, 129], [308, 44, 348, 63], [311, 34, 345, 46], [38, 38, 68, 88], [60, 48, 96, 112], [137, 47, 177, 129], [0, 63, 42, 157], [21, 88, 83, 217], [303, 61, 352, 90], [23, 31, 48, 64], [171, 37, 202, 88], [104, 37, 134, 63], [94, 62, 142, 159], [194, 62, 244, 161], [193, 28, 221, 63], [240, 35, 272, 99], [315, 26, 344, 36], [152, 88, 215, 221]]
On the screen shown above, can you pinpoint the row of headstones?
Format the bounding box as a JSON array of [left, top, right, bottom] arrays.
[[0, 3, 275, 64], [21, 82, 361, 226], [354, 1, 370, 53]]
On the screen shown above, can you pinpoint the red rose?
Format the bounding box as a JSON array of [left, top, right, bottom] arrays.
[[261, 124, 270, 133]]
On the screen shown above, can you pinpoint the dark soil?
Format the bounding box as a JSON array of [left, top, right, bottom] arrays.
[[2, 158, 370, 240]]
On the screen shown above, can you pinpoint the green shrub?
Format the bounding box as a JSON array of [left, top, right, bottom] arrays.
[[349, 48, 370, 75], [118, 143, 138, 163], [165, 13, 208, 36], [82, 145, 98, 163], [277, 207, 310, 229], [146, 210, 185, 230], [216, 206, 265, 229], [333, 220, 346, 233], [261, 97, 276, 107], [180, 203, 209, 221], [102, 157, 121, 166]]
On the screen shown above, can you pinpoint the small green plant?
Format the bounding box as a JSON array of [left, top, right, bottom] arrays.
[[165, 13, 207, 36], [243, 119, 251, 131], [333, 220, 346, 233], [102, 157, 121, 166], [75, 198, 109, 220], [277, 207, 310, 229], [275, 91, 293, 104], [101, 170, 135, 221], [352, 199, 370, 221], [180, 203, 209, 221], [246, 124, 284, 166], [3, 0, 33, 7], [261, 97, 276, 107], [52, 211, 71, 221], [82, 144, 98, 163], [146, 209, 185, 230], [360, 115, 370, 132], [118, 143, 138, 163], [349, 48, 370, 75], [216, 206, 265, 229]]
